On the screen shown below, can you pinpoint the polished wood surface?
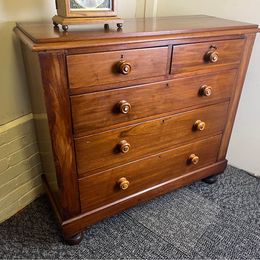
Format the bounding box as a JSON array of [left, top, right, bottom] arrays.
[[39, 52, 80, 219], [62, 160, 228, 239], [71, 70, 236, 135], [218, 34, 257, 160], [67, 47, 168, 89], [79, 135, 222, 212], [16, 16, 259, 243], [16, 16, 258, 45], [75, 103, 229, 176], [171, 39, 244, 75]]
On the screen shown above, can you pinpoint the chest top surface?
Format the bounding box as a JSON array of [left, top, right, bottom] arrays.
[[15, 15, 259, 51]]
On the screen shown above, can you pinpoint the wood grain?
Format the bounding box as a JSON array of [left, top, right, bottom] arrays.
[[39, 51, 80, 219], [62, 160, 227, 238], [71, 70, 236, 135], [171, 39, 245, 76], [79, 135, 222, 212], [67, 47, 168, 90], [75, 102, 229, 176]]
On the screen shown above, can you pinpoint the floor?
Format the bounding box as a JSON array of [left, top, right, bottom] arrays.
[[1, 165, 260, 259]]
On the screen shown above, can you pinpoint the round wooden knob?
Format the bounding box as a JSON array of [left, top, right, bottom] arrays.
[[189, 154, 200, 165], [118, 100, 131, 114], [118, 61, 132, 75], [118, 177, 130, 190], [200, 85, 213, 97], [194, 120, 206, 131], [119, 140, 131, 154], [205, 47, 219, 63]]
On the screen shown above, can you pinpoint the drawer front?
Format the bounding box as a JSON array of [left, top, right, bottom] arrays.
[[79, 135, 222, 212], [171, 39, 245, 75], [67, 47, 168, 90], [75, 102, 229, 176], [71, 70, 236, 136]]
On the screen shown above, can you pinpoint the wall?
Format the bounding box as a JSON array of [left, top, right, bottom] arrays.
[[155, 0, 260, 175], [0, 0, 138, 223], [0, 0, 53, 223]]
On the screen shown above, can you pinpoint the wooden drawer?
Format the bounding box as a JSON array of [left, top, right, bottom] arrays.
[[171, 39, 245, 76], [79, 135, 222, 212], [71, 70, 236, 136], [75, 102, 229, 177], [67, 47, 168, 91]]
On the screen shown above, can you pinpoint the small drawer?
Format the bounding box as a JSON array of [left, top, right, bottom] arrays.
[[71, 70, 236, 136], [67, 47, 168, 91], [75, 102, 229, 177], [171, 39, 245, 76], [79, 135, 222, 212]]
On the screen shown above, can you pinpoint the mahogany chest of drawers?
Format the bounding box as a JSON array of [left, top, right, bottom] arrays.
[[15, 15, 259, 244]]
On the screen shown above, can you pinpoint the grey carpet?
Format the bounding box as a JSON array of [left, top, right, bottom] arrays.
[[1, 165, 260, 259]]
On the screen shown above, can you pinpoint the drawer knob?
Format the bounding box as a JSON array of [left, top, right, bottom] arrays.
[[194, 120, 206, 131], [118, 61, 132, 75], [200, 85, 213, 97], [205, 46, 219, 63], [118, 177, 130, 190], [189, 154, 200, 165], [118, 100, 131, 114], [119, 140, 131, 154]]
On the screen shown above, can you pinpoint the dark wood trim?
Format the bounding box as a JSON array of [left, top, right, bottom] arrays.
[[218, 33, 256, 161], [166, 44, 173, 78], [61, 160, 227, 238], [66, 35, 245, 55], [42, 174, 63, 225], [39, 51, 81, 219]]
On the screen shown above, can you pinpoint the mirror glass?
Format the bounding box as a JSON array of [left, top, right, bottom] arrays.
[[70, 0, 112, 11]]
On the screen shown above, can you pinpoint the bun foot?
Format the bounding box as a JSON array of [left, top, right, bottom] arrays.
[[62, 25, 69, 31], [117, 23, 123, 29], [202, 175, 218, 184], [53, 21, 59, 29], [64, 232, 84, 245]]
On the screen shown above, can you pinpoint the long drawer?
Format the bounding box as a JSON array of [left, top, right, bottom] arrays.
[[171, 39, 245, 76], [71, 70, 236, 136], [79, 135, 222, 212], [67, 47, 168, 91], [75, 102, 229, 177]]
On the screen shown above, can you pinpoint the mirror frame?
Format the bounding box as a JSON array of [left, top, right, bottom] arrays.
[[55, 0, 117, 18]]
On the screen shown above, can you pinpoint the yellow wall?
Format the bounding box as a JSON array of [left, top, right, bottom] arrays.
[[0, 0, 139, 223], [0, 0, 138, 125], [0, 1, 55, 125]]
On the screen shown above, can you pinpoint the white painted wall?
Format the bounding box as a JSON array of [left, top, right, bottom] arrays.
[[154, 0, 260, 175]]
